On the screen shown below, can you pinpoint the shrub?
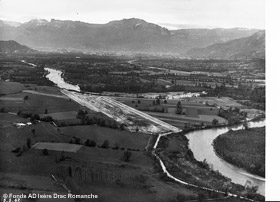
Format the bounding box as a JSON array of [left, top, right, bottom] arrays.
[[75, 138, 80, 144], [33, 114, 40, 120], [12, 147, 21, 153], [16, 148, 23, 157], [113, 143, 119, 150], [0, 107, 5, 112], [40, 116, 53, 122], [90, 140, 96, 147], [59, 151, 65, 161], [198, 192, 206, 200], [122, 150, 132, 162], [85, 139, 90, 146], [26, 138, 31, 148], [42, 149, 49, 155], [101, 140, 109, 148]]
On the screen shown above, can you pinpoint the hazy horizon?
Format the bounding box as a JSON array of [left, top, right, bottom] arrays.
[[0, 0, 265, 30], [1, 17, 264, 30]]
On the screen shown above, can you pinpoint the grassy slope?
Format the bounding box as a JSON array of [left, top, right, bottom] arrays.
[[0, 81, 24, 95], [0, 84, 198, 202], [60, 125, 150, 150], [0, 92, 82, 114], [213, 127, 265, 177]]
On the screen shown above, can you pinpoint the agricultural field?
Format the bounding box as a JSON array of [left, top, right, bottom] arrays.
[[0, 114, 198, 202], [0, 91, 82, 114], [32, 142, 83, 152], [0, 83, 202, 202], [60, 125, 150, 150], [117, 97, 227, 129], [0, 172, 71, 202], [0, 81, 24, 95], [145, 112, 227, 128], [191, 96, 244, 109], [39, 111, 78, 120]]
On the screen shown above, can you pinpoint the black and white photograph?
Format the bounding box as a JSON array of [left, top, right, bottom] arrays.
[[0, 0, 278, 201]]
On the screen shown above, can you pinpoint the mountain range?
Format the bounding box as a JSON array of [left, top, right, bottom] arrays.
[[0, 18, 265, 58]]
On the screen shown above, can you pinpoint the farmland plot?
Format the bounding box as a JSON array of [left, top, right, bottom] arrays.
[[32, 142, 82, 152]]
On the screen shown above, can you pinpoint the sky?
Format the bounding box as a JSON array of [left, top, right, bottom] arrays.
[[0, 0, 265, 29]]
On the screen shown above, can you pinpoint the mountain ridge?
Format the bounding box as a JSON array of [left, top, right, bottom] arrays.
[[0, 18, 264, 57], [186, 31, 265, 59], [0, 40, 37, 54]]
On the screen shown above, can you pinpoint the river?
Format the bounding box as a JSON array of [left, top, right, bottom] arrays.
[[44, 68, 80, 92], [186, 120, 265, 195]]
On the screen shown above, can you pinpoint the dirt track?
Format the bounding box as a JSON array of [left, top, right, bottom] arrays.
[[61, 90, 181, 134]]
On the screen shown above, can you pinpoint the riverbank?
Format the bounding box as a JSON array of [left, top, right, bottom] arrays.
[[187, 120, 265, 197], [154, 132, 265, 201], [213, 127, 265, 178]]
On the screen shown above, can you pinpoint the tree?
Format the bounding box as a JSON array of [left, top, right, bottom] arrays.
[[175, 194, 188, 202], [85, 139, 90, 146], [120, 124, 125, 130], [122, 150, 132, 162], [60, 151, 65, 161], [176, 101, 183, 114], [198, 192, 206, 201], [74, 137, 80, 144], [33, 114, 40, 120], [243, 121, 249, 130], [137, 100, 141, 104], [42, 149, 48, 155], [40, 116, 53, 122], [17, 110, 22, 116], [250, 186, 258, 193], [156, 98, 160, 105], [101, 140, 109, 148], [31, 129, 36, 135], [90, 140, 96, 147], [113, 143, 119, 150], [26, 138, 31, 148], [23, 95, 29, 101], [77, 110, 86, 118], [202, 159, 210, 170], [212, 119, 219, 126]]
